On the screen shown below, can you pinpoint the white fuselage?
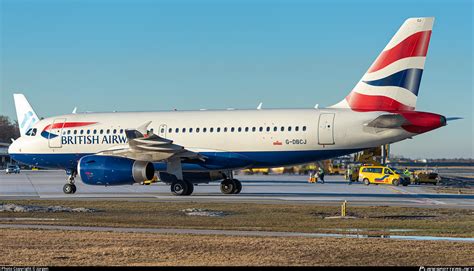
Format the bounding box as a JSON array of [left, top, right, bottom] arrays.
[[9, 108, 414, 170]]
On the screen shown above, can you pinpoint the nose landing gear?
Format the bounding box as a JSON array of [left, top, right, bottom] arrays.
[[63, 170, 77, 194]]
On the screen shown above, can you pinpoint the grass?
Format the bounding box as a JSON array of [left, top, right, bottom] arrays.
[[1, 200, 473, 237], [0, 228, 473, 266]]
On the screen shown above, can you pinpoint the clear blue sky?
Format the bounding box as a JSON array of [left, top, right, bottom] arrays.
[[1, 0, 472, 158]]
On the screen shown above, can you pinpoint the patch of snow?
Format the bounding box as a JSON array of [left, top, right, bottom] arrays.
[[181, 208, 228, 217], [0, 203, 98, 213]]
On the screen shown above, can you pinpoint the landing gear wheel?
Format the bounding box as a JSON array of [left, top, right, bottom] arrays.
[[220, 179, 235, 194], [363, 178, 370, 185], [183, 182, 194, 195], [171, 180, 188, 196], [233, 179, 242, 194], [63, 183, 76, 194], [392, 179, 400, 186]]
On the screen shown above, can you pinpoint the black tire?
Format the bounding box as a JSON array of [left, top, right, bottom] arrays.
[[63, 183, 74, 194], [363, 178, 370, 185], [233, 179, 242, 194], [171, 180, 188, 196], [183, 182, 194, 195], [220, 179, 235, 194], [71, 184, 77, 194], [392, 179, 400, 186]]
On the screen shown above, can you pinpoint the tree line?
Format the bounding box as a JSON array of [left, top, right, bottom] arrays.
[[0, 115, 20, 143]]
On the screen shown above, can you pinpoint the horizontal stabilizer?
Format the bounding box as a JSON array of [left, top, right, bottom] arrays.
[[366, 114, 409, 128]]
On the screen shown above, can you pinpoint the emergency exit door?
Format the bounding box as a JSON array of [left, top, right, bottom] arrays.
[[48, 118, 66, 148], [158, 124, 167, 138], [318, 113, 335, 145]]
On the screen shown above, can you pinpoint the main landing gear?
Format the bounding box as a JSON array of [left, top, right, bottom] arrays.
[[170, 179, 194, 196], [220, 179, 242, 194], [63, 170, 77, 194]]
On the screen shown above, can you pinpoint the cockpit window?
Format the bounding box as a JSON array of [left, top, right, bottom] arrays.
[[25, 128, 32, 136]]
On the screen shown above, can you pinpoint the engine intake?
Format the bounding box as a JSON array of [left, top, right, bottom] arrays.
[[78, 155, 154, 185]]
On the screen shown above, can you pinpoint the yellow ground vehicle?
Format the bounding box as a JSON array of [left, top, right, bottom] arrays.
[[359, 166, 409, 186]]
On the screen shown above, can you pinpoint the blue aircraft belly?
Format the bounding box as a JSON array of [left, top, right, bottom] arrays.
[[10, 148, 363, 171]]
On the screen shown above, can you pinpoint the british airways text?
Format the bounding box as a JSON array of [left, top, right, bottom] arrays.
[[61, 135, 128, 145]]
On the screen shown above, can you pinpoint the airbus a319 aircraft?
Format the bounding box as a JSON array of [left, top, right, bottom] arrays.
[[8, 17, 454, 196]]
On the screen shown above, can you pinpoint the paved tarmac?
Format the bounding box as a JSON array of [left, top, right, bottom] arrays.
[[1, 170, 473, 208]]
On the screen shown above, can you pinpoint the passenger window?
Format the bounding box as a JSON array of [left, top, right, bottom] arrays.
[[259, 127, 263, 132], [384, 169, 393, 175], [280, 126, 284, 132], [196, 128, 200, 133], [182, 128, 186, 133], [238, 127, 242, 132], [303, 126, 307, 131], [217, 127, 220, 132], [106, 129, 110, 134], [288, 126, 292, 132], [80, 130, 84, 135], [74, 130, 78, 135], [93, 129, 97, 134], [252, 127, 256, 132], [210, 127, 214, 133], [362, 168, 368, 172], [203, 128, 207, 133], [189, 128, 193, 133], [231, 127, 235, 132], [224, 127, 228, 132], [374, 168, 383, 174], [266, 127, 270, 132], [67, 130, 71, 135], [295, 126, 299, 132], [113, 129, 117, 134], [100, 129, 103, 134], [273, 127, 277, 132], [245, 127, 249, 132], [175, 128, 179, 133], [120, 129, 123, 134]]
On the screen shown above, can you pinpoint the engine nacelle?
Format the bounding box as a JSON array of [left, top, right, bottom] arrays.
[[78, 155, 154, 185]]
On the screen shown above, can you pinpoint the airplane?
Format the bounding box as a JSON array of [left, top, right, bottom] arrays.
[[8, 17, 452, 196]]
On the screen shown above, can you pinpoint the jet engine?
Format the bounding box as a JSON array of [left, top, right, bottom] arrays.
[[78, 155, 154, 185]]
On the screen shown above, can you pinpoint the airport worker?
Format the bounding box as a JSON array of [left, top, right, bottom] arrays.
[[347, 167, 353, 185], [318, 167, 325, 183]]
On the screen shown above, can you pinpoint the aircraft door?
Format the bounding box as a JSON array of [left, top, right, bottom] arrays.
[[158, 124, 167, 138], [48, 118, 66, 148], [318, 113, 335, 145]]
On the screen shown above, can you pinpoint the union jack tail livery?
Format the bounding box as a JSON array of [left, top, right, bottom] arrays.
[[332, 17, 434, 111]]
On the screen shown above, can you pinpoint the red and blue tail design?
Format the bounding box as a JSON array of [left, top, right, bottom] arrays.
[[332, 17, 434, 112]]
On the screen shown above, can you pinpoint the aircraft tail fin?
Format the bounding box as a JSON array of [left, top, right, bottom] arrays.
[[13, 94, 39, 136], [331, 17, 434, 111]]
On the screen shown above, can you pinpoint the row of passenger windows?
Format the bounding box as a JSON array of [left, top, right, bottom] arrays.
[[62, 129, 124, 135], [164, 126, 307, 134], [30, 125, 308, 136]]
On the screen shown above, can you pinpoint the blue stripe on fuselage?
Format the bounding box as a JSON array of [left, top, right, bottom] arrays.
[[10, 149, 363, 171]]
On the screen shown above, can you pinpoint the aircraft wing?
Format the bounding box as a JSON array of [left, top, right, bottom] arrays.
[[97, 123, 205, 162]]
